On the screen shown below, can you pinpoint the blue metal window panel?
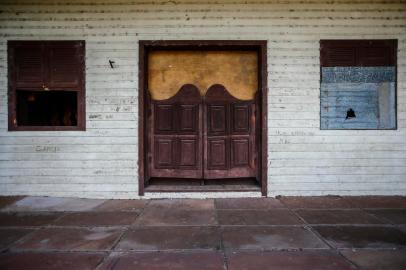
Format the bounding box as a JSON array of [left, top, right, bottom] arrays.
[[321, 67, 396, 83], [320, 67, 396, 130]]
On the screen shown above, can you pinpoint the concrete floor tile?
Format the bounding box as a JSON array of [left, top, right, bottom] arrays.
[[135, 208, 216, 226], [0, 212, 63, 227], [116, 226, 221, 251], [344, 196, 406, 209], [98, 251, 225, 270], [218, 210, 303, 225], [12, 227, 123, 251], [0, 228, 33, 250], [94, 200, 148, 211], [366, 209, 406, 224], [222, 226, 328, 250], [215, 198, 285, 210], [147, 199, 215, 210], [227, 251, 356, 270], [2, 196, 105, 212], [53, 212, 139, 226], [0, 252, 105, 270], [279, 196, 353, 209], [313, 226, 406, 249], [296, 210, 384, 225], [341, 250, 406, 270], [0, 196, 24, 210], [1, 196, 405, 269]]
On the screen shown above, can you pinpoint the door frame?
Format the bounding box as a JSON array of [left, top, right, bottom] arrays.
[[138, 40, 268, 196]]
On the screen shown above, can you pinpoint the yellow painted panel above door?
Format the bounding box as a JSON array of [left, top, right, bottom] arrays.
[[148, 50, 258, 100]]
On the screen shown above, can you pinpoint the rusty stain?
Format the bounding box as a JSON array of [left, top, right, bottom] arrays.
[[148, 50, 258, 100]]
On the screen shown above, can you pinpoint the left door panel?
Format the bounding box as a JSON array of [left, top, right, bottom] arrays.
[[149, 85, 203, 178]]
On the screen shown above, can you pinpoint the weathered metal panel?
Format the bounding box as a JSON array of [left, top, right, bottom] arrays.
[[321, 67, 396, 130], [321, 67, 396, 84]]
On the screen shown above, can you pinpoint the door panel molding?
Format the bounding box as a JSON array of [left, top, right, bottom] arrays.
[[231, 138, 250, 166], [207, 138, 228, 169], [154, 104, 175, 133], [207, 105, 228, 135]]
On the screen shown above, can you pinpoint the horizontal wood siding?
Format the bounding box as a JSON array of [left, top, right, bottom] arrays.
[[0, 0, 405, 198]]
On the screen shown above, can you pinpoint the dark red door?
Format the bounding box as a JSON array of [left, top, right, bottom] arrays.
[[148, 84, 256, 180], [149, 85, 203, 178], [204, 85, 256, 179]]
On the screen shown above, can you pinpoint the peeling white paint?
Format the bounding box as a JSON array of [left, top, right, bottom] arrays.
[[0, 0, 405, 198]]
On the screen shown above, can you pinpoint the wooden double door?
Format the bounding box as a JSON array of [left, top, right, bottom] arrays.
[[148, 84, 257, 180]]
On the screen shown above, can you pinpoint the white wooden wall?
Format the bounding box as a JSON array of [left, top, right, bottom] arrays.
[[0, 0, 405, 199]]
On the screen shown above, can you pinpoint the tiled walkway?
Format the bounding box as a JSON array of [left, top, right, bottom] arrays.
[[0, 196, 405, 270]]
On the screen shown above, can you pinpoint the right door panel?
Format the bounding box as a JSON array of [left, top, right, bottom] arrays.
[[204, 85, 256, 179]]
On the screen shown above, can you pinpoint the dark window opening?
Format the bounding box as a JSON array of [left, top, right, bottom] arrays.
[[8, 40, 85, 131], [17, 91, 77, 126]]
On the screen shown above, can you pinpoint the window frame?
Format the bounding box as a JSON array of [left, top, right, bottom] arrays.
[[319, 39, 398, 130], [8, 40, 86, 131]]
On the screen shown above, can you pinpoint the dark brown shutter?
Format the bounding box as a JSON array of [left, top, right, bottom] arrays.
[[47, 41, 84, 89], [320, 40, 397, 67], [320, 45, 356, 67], [357, 45, 391, 66], [12, 42, 45, 88]]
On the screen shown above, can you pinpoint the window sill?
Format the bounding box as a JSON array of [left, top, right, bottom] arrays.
[[8, 125, 86, 131]]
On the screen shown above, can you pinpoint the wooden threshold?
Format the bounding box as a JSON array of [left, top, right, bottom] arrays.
[[145, 177, 261, 193]]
